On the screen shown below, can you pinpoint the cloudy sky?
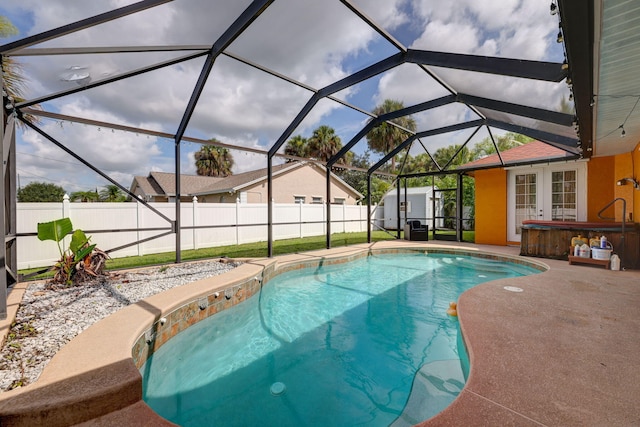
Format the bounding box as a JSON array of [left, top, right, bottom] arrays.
[[0, 0, 569, 194]]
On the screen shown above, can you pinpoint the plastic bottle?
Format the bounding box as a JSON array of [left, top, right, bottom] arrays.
[[610, 254, 620, 271], [573, 244, 580, 256], [600, 235, 607, 248], [579, 243, 590, 258]]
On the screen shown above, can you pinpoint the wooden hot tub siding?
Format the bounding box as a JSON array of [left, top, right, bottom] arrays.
[[520, 221, 640, 269]]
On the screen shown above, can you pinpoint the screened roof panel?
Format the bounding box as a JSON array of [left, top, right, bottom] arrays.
[[1, 0, 581, 195], [27, 0, 251, 48], [190, 54, 314, 146], [410, 102, 479, 132], [227, 0, 389, 89], [15, 51, 205, 103], [428, 66, 571, 112], [350, 0, 564, 61], [477, 108, 577, 147]]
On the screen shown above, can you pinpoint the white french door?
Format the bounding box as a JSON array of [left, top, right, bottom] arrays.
[[508, 169, 543, 242], [507, 163, 587, 242]]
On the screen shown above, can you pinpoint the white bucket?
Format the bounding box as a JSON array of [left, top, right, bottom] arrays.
[[591, 247, 612, 260]]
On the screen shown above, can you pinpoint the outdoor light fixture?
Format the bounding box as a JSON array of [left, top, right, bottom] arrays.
[[562, 61, 569, 70], [550, 2, 558, 15], [616, 177, 639, 189], [557, 23, 564, 43]]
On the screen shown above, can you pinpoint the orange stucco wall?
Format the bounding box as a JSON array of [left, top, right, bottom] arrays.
[[474, 169, 507, 245], [613, 152, 635, 222], [587, 145, 639, 223], [634, 142, 640, 221], [587, 156, 615, 221]]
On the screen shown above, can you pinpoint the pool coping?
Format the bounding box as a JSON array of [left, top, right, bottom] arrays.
[[0, 241, 638, 426]]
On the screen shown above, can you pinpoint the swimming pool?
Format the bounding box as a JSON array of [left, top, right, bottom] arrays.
[[141, 252, 540, 426]]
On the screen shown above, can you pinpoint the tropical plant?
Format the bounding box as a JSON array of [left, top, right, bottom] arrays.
[[37, 217, 109, 286], [307, 125, 343, 163], [17, 181, 66, 202], [1, 16, 40, 125], [366, 99, 417, 171], [283, 135, 308, 161], [70, 190, 100, 202], [99, 184, 126, 202], [194, 140, 234, 177]]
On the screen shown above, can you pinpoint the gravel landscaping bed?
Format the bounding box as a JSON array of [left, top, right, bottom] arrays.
[[0, 260, 239, 392]]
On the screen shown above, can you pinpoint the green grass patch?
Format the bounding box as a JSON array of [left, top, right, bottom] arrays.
[[19, 231, 397, 279], [19, 229, 475, 281]]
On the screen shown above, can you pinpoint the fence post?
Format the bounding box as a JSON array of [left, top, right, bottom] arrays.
[[136, 198, 144, 256], [192, 196, 198, 250], [322, 201, 326, 234], [299, 201, 303, 238], [342, 202, 346, 233], [62, 194, 71, 250], [62, 193, 70, 218], [236, 198, 240, 245]]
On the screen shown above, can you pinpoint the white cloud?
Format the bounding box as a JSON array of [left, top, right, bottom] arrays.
[[4, 0, 570, 189]]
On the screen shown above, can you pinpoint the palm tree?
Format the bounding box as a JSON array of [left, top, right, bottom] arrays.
[[70, 190, 100, 202], [283, 135, 308, 161], [99, 184, 126, 202], [1, 17, 21, 98], [366, 99, 417, 171], [194, 139, 234, 177], [1, 16, 39, 125], [307, 125, 343, 163]]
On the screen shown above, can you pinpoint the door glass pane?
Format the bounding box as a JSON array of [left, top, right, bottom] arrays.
[[514, 173, 537, 234], [552, 169, 577, 221]]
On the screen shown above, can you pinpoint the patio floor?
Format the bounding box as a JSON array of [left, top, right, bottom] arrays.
[[0, 241, 638, 426]]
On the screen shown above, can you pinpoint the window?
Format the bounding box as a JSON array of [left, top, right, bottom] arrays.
[[333, 197, 345, 205], [551, 170, 577, 221], [311, 196, 323, 204], [294, 196, 306, 204]]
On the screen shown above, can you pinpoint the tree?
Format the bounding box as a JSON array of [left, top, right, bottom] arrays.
[[70, 190, 99, 202], [99, 185, 126, 202], [194, 140, 234, 177], [18, 182, 66, 202], [284, 126, 352, 168], [307, 125, 344, 163], [283, 135, 308, 161], [366, 99, 417, 171], [335, 151, 369, 199], [472, 132, 532, 159], [433, 144, 474, 170], [1, 16, 39, 125]]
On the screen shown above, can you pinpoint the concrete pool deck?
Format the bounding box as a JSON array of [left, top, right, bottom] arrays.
[[0, 241, 638, 426]]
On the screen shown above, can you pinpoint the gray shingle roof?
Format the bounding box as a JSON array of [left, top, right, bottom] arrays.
[[133, 162, 353, 198]]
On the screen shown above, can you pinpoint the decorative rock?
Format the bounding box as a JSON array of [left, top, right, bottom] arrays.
[[0, 260, 239, 392]]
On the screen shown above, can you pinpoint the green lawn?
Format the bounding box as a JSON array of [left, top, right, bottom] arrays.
[[19, 230, 475, 281]]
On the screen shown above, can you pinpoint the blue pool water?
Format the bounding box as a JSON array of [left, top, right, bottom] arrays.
[[141, 253, 539, 426]]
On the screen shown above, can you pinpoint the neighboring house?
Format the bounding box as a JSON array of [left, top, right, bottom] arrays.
[[130, 162, 363, 205], [460, 140, 640, 246]]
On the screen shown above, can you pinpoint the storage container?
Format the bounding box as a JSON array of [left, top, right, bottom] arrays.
[[591, 247, 612, 260]]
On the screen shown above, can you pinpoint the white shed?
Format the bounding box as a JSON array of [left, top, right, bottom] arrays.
[[381, 186, 443, 230]]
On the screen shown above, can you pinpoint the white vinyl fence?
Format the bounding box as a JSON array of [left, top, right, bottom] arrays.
[[17, 198, 369, 269]]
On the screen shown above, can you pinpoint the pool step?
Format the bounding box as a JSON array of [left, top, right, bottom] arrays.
[[391, 359, 465, 427]]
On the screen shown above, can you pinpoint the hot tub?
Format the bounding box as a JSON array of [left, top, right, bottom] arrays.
[[520, 220, 639, 269]]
